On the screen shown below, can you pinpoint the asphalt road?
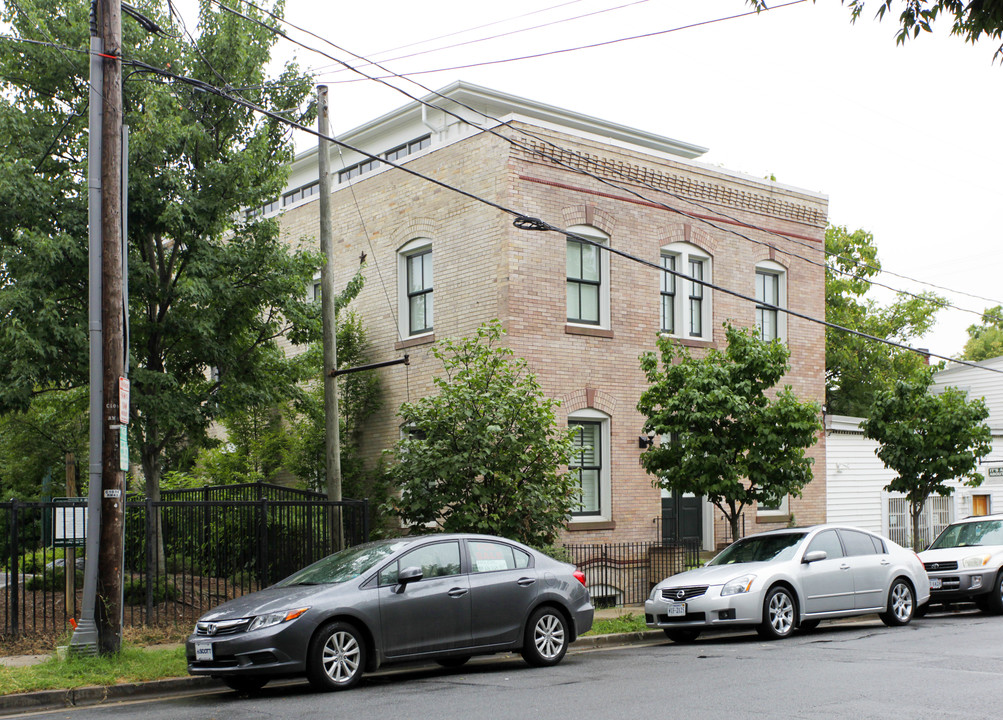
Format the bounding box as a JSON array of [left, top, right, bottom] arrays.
[[11, 610, 1003, 720]]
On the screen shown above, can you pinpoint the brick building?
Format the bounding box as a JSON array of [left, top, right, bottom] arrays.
[[269, 81, 829, 550]]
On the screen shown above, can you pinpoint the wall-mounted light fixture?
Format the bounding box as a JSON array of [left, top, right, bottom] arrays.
[[638, 430, 655, 449]]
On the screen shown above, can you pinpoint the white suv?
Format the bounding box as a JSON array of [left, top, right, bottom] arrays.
[[918, 514, 1003, 613]]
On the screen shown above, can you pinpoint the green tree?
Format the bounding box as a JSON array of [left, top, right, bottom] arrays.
[[747, 0, 1003, 57], [825, 225, 944, 417], [387, 321, 577, 547], [961, 305, 1003, 361], [0, 0, 318, 499], [637, 324, 822, 542], [862, 373, 991, 550]]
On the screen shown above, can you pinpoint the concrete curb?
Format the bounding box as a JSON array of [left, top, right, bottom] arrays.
[[0, 676, 223, 716], [0, 631, 660, 716]]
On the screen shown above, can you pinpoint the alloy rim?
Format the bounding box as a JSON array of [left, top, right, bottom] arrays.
[[891, 583, 913, 621], [533, 614, 565, 659], [769, 591, 794, 635], [322, 631, 361, 683]]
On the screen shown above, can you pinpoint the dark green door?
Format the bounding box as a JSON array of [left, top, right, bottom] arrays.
[[661, 490, 702, 544]]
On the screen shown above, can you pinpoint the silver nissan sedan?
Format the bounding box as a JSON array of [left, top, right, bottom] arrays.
[[186, 534, 593, 692], [645, 525, 929, 642]]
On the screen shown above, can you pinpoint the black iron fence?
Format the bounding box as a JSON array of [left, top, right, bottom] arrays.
[[1, 495, 368, 640], [564, 538, 702, 607]]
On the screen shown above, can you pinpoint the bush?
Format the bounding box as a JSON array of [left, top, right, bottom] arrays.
[[123, 578, 180, 604], [24, 568, 83, 591]]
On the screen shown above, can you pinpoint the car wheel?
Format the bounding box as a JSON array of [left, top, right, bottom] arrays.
[[663, 628, 700, 644], [436, 655, 471, 668], [222, 676, 269, 693], [757, 586, 796, 640], [879, 579, 915, 627], [798, 619, 820, 633], [306, 621, 366, 691], [984, 570, 1003, 615], [521, 607, 569, 667]]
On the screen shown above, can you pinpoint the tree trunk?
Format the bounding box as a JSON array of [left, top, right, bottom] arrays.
[[141, 439, 166, 576], [911, 497, 925, 551]]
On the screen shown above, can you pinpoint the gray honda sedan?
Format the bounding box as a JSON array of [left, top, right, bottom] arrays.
[[645, 525, 929, 642], [186, 534, 593, 692]]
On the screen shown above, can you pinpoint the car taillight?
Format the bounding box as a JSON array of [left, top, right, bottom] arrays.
[[573, 570, 587, 587]]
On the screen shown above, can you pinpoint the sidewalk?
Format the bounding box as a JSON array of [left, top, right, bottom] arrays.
[[0, 607, 656, 716]]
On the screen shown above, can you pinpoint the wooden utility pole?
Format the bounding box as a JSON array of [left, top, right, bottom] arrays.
[[317, 85, 343, 549], [96, 0, 126, 655]]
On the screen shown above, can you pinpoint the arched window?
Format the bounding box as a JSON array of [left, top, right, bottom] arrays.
[[660, 242, 712, 340], [398, 238, 433, 337], [566, 225, 610, 328], [568, 408, 611, 521], [755, 260, 787, 342]]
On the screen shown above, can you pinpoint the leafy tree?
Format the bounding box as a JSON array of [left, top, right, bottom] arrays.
[[387, 321, 577, 547], [0, 0, 318, 500], [825, 225, 944, 417], [961, 305, 1003, 361], [637, 324, 822, 542], [747, 0, 1003, 57], [862, 373, 991, 550], [0, 389, 88, 500]]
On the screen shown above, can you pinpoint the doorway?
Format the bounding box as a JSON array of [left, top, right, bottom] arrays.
[[660, 489, 702, 545], [972, 494, 991, 516]]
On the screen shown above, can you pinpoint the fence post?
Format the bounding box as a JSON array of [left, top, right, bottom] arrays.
[[362, 498, 370, 544], [9, 499, 18, 638], [257, 498, 269, 589], [145, 497, 154, 622]]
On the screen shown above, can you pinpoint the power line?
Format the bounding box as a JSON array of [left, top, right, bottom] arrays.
[[216, 0, 1000, 323], [124, 58, 1003, 378]]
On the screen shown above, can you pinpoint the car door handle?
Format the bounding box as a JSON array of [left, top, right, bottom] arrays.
[[840, 564, 851, 571], [447, 587, 468, 598], [517, 577, 536, 586], [880, 560, 891, 566]]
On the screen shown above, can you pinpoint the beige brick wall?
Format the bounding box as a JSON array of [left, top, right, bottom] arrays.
[[276, 122, 828, 547]]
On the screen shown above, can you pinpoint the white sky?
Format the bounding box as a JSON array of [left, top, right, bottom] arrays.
[[192, 0, 1003, 358]]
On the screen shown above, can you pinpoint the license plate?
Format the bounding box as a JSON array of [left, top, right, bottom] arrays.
[[930, 578, 942, 590], [667, 603, 686, 617], [195, 642, 214, 662]]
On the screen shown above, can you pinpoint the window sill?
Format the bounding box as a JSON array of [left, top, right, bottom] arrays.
[[395, 333, 435, 350], [756, 513, 791, 524], [566, 520, 616, 532], [658, 333, 713, 348], [565, 325, 614, 339]]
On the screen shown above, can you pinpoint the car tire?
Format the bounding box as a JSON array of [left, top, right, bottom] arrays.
[[663, 628, 700, 644], [757, 586, 796, 640], [879, 578, 915, 627], [222, 676, 269, 693], [306, 621, 366, 691], [521, 607, 569, 667], [436, 655, 471, 668], [984, 570, 1003, 615], [798, 619, 820, 633]]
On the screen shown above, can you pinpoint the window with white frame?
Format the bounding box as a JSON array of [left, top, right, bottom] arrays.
[[755, 260, 787, 342], [887, 496, 954, 548], [397, 239, 433, 337], [660, 242, 711, 340], [568, 409, 611, 520], [757, 495, 790, 519], [566, 225, 610, 328]]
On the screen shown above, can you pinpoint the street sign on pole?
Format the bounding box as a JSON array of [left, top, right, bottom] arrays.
[[119, 377, 129, 425]]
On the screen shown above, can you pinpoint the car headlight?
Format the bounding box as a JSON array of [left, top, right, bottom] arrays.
[[963, 554, 991, 569], [721, 574, 756, 596], [649, 586, 662, 602], [247, 607, 310, 632]]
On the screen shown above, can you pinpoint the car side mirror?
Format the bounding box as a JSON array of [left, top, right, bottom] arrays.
[[803, 550, 827, 564], [394, 566, 423, 593]]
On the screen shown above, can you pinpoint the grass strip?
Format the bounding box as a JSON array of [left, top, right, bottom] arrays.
[[0, 645, 187, 696], [581, 612, 649, 636]]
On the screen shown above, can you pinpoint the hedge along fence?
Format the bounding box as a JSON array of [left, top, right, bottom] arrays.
[[1, 493, 369, 640]]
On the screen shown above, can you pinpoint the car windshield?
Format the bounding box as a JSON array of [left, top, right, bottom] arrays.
[[929, 520, 1003, 549], [276, 539, 410, 586], [707, 532, 807, 566]]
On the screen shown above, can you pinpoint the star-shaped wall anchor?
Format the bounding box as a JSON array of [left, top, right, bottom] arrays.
[[359, 251, 367, 265]]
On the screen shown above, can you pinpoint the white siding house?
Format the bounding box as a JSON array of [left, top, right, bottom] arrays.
[[826, 356, 1003, 547]]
